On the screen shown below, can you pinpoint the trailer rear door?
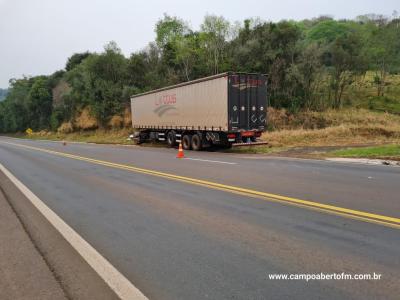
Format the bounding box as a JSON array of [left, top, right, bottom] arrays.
[[228, 73, 267, 131]]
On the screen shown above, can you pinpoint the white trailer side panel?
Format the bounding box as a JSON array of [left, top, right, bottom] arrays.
[[131, 76, 228, 131]]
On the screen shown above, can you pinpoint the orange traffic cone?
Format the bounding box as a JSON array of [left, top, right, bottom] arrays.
[[176, 142, 184, 158]]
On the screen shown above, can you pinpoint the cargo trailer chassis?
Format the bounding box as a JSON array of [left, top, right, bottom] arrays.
[[132, 129, 263, 151]]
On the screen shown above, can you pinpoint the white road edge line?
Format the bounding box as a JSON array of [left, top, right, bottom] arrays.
[[0, 163, 148, 300], [183, 157, 237, 165]]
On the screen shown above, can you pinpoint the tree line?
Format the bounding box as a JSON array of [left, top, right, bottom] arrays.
[[1, 13, 399, 133]]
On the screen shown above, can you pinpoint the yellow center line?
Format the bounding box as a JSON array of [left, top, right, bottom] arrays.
[[2, 140, 400, 229]]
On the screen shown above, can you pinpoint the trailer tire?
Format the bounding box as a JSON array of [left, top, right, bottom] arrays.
[[167, 131, 176, 147], [191, 134, 202, 151], [182, 134, 192, 150]]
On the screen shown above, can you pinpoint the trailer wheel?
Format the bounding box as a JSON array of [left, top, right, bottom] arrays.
[[182, 134, 192, 150], [167, 131, 176, 147], [191, 134, 202, 151]]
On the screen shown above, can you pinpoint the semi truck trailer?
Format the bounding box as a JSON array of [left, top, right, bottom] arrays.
[[130, 72, 267, 150]]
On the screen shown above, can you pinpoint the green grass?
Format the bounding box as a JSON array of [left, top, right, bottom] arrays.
[[363, 96, 400, 115], [331, 144, 400, 160], [346, 72, 400, 114]]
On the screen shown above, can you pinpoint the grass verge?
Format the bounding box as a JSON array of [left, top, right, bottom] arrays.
[[330, 144, 400, 160], [12, 129, 133, 145]]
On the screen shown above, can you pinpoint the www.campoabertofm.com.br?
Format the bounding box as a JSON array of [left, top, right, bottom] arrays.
[[268, 272, 382, 282]]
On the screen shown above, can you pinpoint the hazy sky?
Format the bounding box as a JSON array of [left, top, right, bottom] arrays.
[[0, 0, 398, 88]]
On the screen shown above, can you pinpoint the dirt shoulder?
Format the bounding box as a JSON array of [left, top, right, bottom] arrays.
[[0, 188, 67, 300]]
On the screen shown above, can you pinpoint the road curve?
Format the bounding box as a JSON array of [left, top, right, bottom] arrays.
[[0, 136, 399, 299]]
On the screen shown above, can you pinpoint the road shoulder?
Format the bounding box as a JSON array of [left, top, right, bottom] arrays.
[[0, 170, 120, 300], [0, 187, 66, 300]]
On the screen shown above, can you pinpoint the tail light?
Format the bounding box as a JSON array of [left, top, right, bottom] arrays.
[[241, 131, 255, 137]]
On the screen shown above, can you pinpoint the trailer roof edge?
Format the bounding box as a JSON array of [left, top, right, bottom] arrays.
[[130, 72, 267, 99]]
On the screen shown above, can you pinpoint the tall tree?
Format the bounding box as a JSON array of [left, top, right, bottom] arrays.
[[66, 52, 91, 71], [27, 77, 53, 130], [325, 33, 367, 108], [155, 14, 188, 49], [174, 33, 200, 81], [200, 15, 231, 74], [367, 20, 400, 96]]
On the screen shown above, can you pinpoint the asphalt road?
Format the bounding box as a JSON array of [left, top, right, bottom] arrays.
[[0, 136, 399, 299]]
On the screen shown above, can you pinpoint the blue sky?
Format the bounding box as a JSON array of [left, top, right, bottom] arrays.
[[0, 0, 398, 88]]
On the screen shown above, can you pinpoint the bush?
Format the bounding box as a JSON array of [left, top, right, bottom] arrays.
[[108, 115, 123, 129], [57, 122, 74, 133], [123, 107, 132, 127], [75, 107, 98, 130], [50, 108, 65, 131]]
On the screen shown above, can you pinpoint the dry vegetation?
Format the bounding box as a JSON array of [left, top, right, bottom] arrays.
[[263, 108, 400, 148], [26, 128, 132, 144], [19, 106, 134, 144], [74, 107, 99, 130]]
